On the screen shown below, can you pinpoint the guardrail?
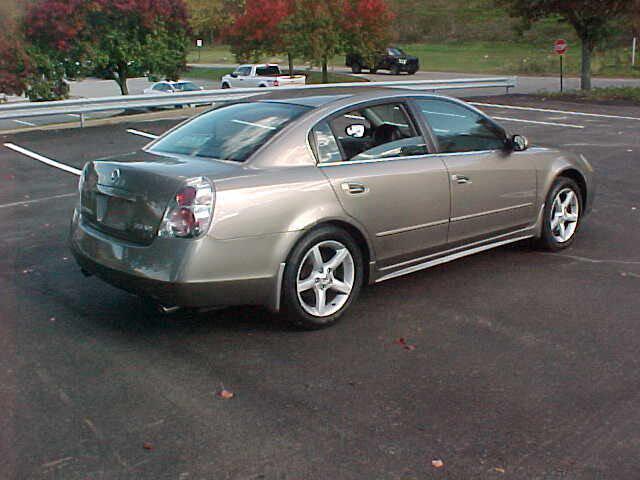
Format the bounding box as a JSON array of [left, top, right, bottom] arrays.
[[0, 77, 517, 128]]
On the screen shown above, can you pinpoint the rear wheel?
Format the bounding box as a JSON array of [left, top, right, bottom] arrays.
[[535, 177, 582, 251], [221, 82, 230, 89], [281, 226, 363, 330], [391, 65, 401, 75], [407, 68, 418, 75], [351, 63, 362, 74]]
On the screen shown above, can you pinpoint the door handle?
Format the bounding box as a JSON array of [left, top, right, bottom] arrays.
[[341, 182, 368, 195], [452, 174, 472, 185]]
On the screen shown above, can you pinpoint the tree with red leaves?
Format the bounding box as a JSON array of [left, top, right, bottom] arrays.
[[496, 0, 633, 90], [224, 0, 296, 74], [24, 0, 191, 95], [342, 0, 395, 70], [0, 28, 34, 98]]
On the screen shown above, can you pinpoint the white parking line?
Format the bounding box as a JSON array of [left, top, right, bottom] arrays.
[[492, 116, 585, 129], [3, 143, 82, 176], [0, 192, 76, 209], [13, 119, 37, 127], [470, 102, 640, 121], [126, 129, 159, 139]]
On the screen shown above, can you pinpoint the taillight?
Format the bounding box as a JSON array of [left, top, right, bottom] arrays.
[[273, 80, 280, 87], [158, 177, 214, 239]]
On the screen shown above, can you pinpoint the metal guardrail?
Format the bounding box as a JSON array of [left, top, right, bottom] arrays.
[[0, 77, 517, 128]]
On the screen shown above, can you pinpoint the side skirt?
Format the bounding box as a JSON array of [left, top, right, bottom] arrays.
[[375, 231, 534, 283]]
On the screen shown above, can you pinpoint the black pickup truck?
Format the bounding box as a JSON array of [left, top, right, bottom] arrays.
[[346, 47, 419, 75]]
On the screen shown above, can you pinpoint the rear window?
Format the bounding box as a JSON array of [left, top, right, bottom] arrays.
[[150, 102, 310, 162], [256, 66, 281, 76], [174, 82, 200, 91]]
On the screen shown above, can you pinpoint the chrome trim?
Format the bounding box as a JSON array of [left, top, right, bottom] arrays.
[[451, 203, 533, 222], [318, 153, 429, 167], [273, 262, 286, 312], [376, 219, 449, 237], [379, 225, 534, 272], [376, 234, 533, 283]]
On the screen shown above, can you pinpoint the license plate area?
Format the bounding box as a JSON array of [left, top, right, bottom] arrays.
[[95, 193, 133, 231]]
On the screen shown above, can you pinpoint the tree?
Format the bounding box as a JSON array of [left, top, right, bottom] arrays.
[[284, 0, 344, 83], [24, 0, 191, 96], [633, 0, 640, 38], [0, 27, 34, 98], [496, 0, 631, 90], [342, 0, 395, 69], [187, 0, 241, 45], [224, 0, 296, 74]]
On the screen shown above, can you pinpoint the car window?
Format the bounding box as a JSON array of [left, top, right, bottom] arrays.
[[153, 83, 171, 92], [415, 99, 507, 153], [256, 66, 280, 76], [311, 121, 342, 164], [175, 82, 200, 91], [236, 67, 251, 76], [314, 103, 427, 163], [151, 102, 310, 162]]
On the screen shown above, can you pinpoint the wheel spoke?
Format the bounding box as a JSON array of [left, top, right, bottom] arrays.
[[558, 221, 566, 240], [330, 279, 352, 295], [310, 246, 323, 271], [551, 212, 563, 229], [297, 276, 316, 293], [562, 191, 574, 209], [314, 287, 326, 315], [326, 248, 348, 270], [565, 212, 578, 222]]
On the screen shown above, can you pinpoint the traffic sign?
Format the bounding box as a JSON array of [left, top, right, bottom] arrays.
[[554, 39, 568, 55]]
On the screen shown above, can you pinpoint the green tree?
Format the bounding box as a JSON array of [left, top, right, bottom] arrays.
[[496, 0, 632, 90], [24, 0, 191, 96], [187, 0, 241, 45]]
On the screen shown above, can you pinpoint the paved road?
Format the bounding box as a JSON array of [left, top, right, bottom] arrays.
[[1, 95, 640, 479]]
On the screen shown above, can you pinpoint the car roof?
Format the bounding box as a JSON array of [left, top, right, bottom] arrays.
[[260, 94, 353, 108]]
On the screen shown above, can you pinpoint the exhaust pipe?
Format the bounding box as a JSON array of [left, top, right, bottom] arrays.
[[157, 304, 182, 315]]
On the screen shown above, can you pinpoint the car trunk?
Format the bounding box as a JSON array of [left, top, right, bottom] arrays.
[[80, 151, 237, 245]]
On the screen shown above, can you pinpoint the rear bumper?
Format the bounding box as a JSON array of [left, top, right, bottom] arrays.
[[69, 212, 295, 310]]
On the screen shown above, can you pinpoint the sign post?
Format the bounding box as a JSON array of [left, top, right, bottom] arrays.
[[554, 39, 568, 92], [196, 39, 203, 62], [633, 37, 637, 67]]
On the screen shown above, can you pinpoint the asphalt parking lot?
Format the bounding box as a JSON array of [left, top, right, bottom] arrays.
[[1, 93, 639, 479]]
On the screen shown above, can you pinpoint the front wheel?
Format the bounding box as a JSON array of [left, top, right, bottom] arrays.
[[281, 227, 363, 330], [535, 177, 582, 251], [351, 63, 362, 74], [391, 65, 401, 75]]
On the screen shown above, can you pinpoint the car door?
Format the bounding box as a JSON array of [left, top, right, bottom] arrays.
[[312, 101, 451, 269], [232, 66, 252, 87], [414, 98, 537, 245]]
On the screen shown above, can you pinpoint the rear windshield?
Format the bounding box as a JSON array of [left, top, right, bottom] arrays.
[[256, 66, 280, 76], [150, 102, 310, 162]]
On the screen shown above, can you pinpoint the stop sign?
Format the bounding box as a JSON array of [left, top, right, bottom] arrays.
[[555, 39, 568, 55]]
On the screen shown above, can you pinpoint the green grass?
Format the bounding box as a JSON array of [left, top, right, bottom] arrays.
[[188, 42, 640, 79], [184, 67, 367, 84], [540, 86, 640, 104]]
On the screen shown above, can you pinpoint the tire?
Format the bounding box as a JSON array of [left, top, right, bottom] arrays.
[[281, 226, 364, 330], [351, 63, 362, 74], [535, 177, 583, 251], [391, 65, 401, 75], [221, 82, 230, 89], [407, 68, 418, 75], [369, 68, 378, 74]]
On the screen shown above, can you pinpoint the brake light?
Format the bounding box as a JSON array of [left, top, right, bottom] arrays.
[[273, 80, 280, 87], [158, 177, 214, 238]]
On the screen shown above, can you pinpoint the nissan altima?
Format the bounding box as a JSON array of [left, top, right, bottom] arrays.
[[70, 91, 595, 329]]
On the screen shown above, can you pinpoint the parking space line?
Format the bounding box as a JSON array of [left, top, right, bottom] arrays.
[[3, 143, 82, 176], [492, 116, 585, 129], [126, 129, 158, 139], [470, 102, 640, 121], [0, 192, 76, 209], [13, 119, 37, 127]]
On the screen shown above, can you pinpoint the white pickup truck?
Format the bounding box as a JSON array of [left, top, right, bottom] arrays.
[[220, 64, 306, 89]]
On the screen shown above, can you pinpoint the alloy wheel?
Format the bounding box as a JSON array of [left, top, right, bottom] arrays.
[[296, 240, 355, 317], [550, 187, 580, 243]]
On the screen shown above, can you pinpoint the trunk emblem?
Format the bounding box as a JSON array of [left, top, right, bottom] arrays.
[[111, 168, 121, 182]]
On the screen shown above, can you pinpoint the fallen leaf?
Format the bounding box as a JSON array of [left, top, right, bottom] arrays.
[[431, 459, 444, 468], [143, 442, 153, 450], [217, 389, 234, 400], [394, 338, 416, 351], [494, 467, 506, 474]]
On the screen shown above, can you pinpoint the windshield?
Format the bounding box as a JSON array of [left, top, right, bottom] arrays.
[[388, 47, 405, 56], [174, 82, 200, 91], [150, 102, 310, 162]]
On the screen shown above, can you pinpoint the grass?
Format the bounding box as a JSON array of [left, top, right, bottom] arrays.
[[184, 66, 367, 84], [188, 42, 640, 79], [540, 86, 640, 104]]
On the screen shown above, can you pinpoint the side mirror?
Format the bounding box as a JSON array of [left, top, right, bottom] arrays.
[[511, 134, 529, 152], [230, 72, 238, 78], [345, 124, 366, 138]]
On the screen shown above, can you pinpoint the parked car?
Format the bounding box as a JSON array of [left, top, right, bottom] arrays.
[[346, 47, 419, 75], [220, 64, 306, 89], [143, 81, 203, 95], [70, 92, 594, 329]]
